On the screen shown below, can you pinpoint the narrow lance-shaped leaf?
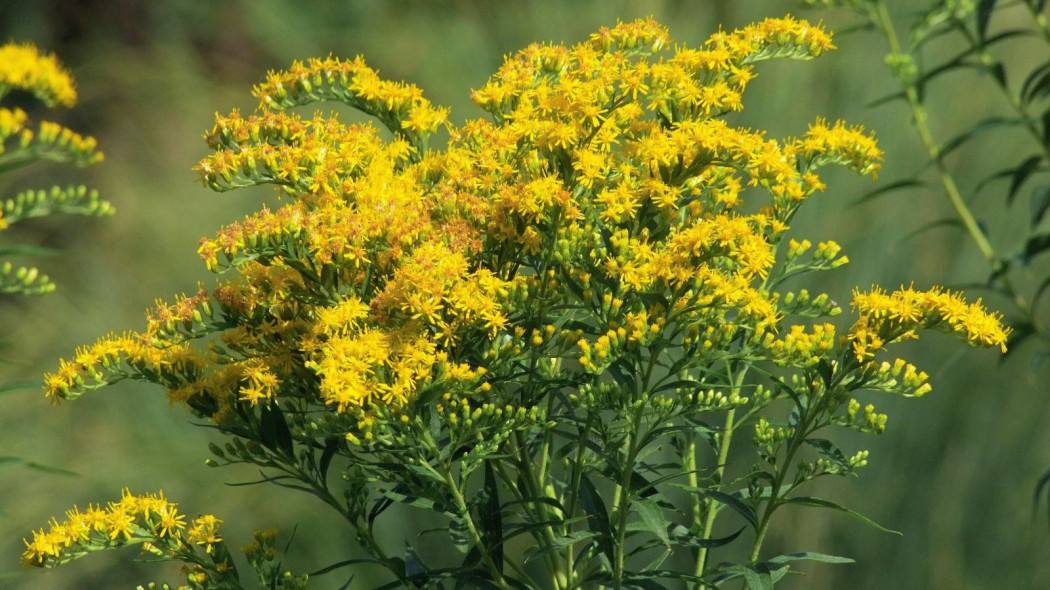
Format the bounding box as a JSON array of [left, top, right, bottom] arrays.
[[781, 496, 901, 534], [578, 473, 615, 567], [977, 0, 999, 42], [1030, 184, 1050, 228], [479, 461, 504, 572], [851, 178, 926, 207], [1021, 60, 1050, 105]]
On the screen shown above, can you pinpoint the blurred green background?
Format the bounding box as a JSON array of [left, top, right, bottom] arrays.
[[1, 1, 1047, 588]]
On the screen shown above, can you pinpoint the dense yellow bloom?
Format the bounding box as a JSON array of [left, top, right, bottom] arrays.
[[0, 42, 77, 107], [252, 55, 448, 147], [849, 285, 1010, 359], [22, 489, 219, 567], [44, 16, 1007, 447]]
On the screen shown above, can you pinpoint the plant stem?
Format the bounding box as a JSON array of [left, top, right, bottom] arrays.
[[693, 407, 735, 580], [443, 466, 513, 590], [868, 0, 1050, 342], [418, 430, 512, 590], [1024, 2, 1050, 44], [748, 411, 818, 564], [514, 430, 566, 590], [612, 407, 645, 590], [694, 362, 747, 582], [954, 19, 1050, 340], [869, 1, 997, 265], [564, 409, 596, 589]]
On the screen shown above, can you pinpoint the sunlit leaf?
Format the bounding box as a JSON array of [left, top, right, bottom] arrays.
[[781, 496, 901, 534]]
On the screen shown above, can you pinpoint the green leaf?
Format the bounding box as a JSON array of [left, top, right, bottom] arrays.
[[318, 436, 340, 483], [623, 578, 667, 590], [0, 244, 63, 257], [665, 524, 744, 548], [0, 456, 79, 477], [668, 485, 758, 529], [851, 178, 925, 207], [974, 155, 1046, 200], [901, 218, 964, 241], [765, 551, 855, 566], [1035, 467, 1050, 528], [405, 542, 427, 578], [633, 498, 670, 547], [803, 439, 848, 470], [938, 116, 1021, 160], [1003, 320, 1035, 359], [374, 484, 451, 516], [523, 531, 601, 563], [1032, 275, 1050, 311], [866, 89, 906, 109], [977, 0, 999, 42], [1021, 59, 1050, 104], [1021, 232, 1050, 264], [0, 380, 40, 395], [781, 496, 901, 534], [308, 558, 380, 577], [1043, 105, 1050, 145], [741, 563, 773, 590], [914, 30, 1030, 98], [448, 515, 471, 553], [479, 462, 504, 571], [1030, 184, 1050, 227], [258, 403, 294, 456], [578, 473, 615, 566]]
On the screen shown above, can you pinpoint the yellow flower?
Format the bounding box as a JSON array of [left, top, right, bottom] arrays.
[[0, 42, 77, 107]]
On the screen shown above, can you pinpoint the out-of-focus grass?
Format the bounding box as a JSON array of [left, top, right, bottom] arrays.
[[0, 1, 1047, 588]]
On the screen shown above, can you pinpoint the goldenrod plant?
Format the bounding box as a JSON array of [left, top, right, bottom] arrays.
[[24, 17, 1008, 589], [0, 42, 112, 296]]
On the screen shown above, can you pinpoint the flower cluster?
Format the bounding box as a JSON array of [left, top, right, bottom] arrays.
[[0, 41, 111, 295], [0, 42, 77, 107], [22, 489, 224, 566], [849, 284, 1009, 360], [253, 55, 448, 150], [0, 41, 101, 169], [33, 15, 1010, 589], [42, 13, 1006, 461]]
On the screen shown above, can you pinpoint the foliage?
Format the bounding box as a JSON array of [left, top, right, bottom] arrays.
[[799, 0, 1050, 531], [0, 42, 113, 296], [23, 16, 1008, 590]]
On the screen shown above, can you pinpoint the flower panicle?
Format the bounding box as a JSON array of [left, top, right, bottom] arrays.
[[795, 117, 883, 176], [0, 42, 77, 107], [43, 331, 207, 404], [848, 284, 1010, 360], [252, 54, 448, 142], [21, 489, 224, 568], [721, 16, 836, 63]]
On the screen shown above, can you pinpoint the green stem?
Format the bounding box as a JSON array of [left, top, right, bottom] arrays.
[[869, 0, 1050, 341], [514, 430, 566, 590], [284, 457, 411, 587], [417, 432, 512, 590], [748, 411, 820, 564], [693, 407, 736, 579], [563, 409, 596, 589], [694, 362, 747, 582], [1024, 2, 1050, 44], [612, 407, 646, 590], [491, 460, 549, 588], [955, 20, 1050, 339], [444, 467, 513, 590], [870, 1, 997, 264]]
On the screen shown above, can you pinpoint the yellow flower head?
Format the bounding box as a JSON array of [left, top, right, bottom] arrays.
[[0, 42, 77, 107]]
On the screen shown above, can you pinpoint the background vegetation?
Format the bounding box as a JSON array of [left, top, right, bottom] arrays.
[[0, 1, 1046, 588]]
